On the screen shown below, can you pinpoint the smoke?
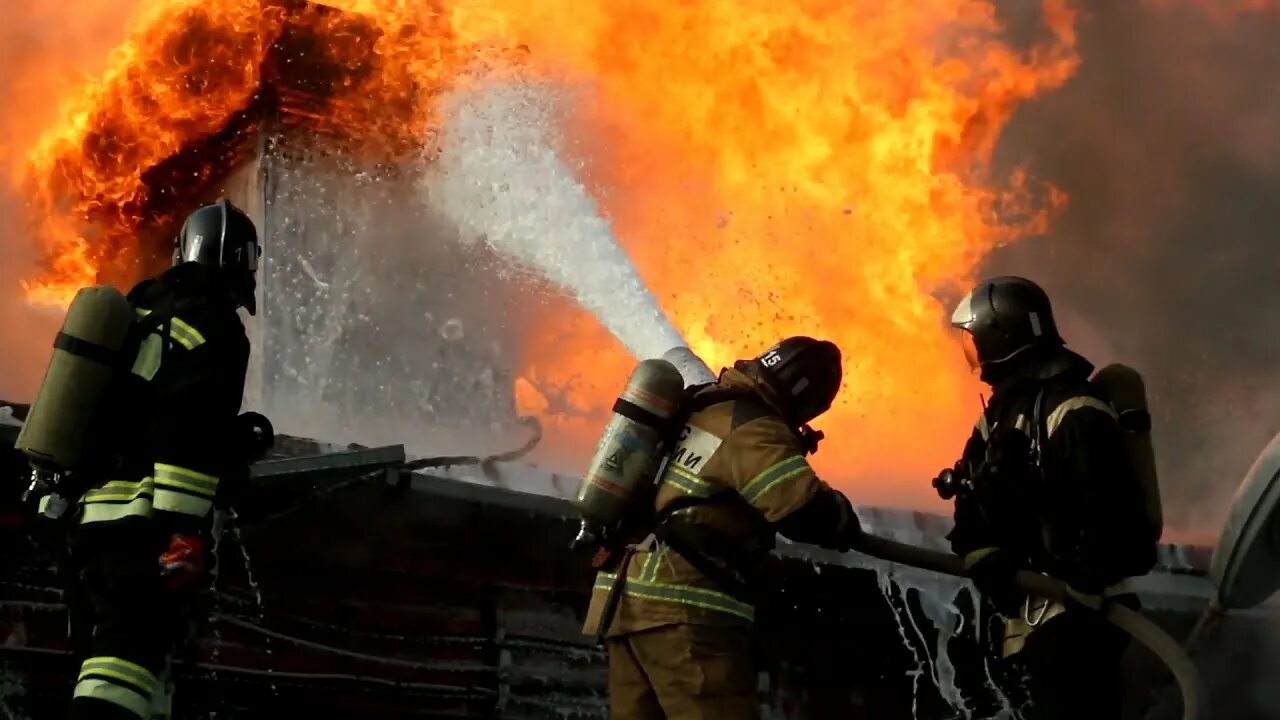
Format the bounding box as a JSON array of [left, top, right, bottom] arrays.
[[987, 0, 1280, 540], [252, 141, 542, 458], [0, 3, 142, 400]]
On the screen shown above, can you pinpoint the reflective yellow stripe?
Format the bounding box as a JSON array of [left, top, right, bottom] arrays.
[[82, 478, 154, 504], [640, 547, 665, 582], [74, 678, 151, 718], [81, 478, 155, 525], [154, 464, 219, 497], [75, 655, 159, 717], [79, 657, 160, 693], [153, 489, 214, 517], [135, 309, 206, 351], [168, 317, 205, 350], [963, 546, 999, 570], [153, 462, 219, 516], [596, 572, 754, 621], [81, 496, 154, 524], [660, 464, 717, 497], [1045, 396, 1118, 438], [741, 455, 810, 504]]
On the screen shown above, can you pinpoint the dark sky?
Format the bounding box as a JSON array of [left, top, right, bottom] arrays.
[[989, 0, 1280, 538]]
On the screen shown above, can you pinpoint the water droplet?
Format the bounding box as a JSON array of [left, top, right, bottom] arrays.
[[440, 318, 465, 341]]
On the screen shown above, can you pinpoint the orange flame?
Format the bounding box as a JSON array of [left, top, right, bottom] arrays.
[[10, 0, 1080, 508], [464, 0, 1079, 507], [15, 0, 474, 306]]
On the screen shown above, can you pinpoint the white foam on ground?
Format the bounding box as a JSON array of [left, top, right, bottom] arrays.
[[424, 80, 688, 362]]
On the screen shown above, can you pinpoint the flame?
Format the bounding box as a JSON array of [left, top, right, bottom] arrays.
[[456, 0, 1079, 507], [11, 0, 1081, 508], [15, 0, 473, 307]]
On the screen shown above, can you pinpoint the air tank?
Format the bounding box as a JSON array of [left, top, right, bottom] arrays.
[[1093, 363, 1163, 542], [17, 285, 135, 473], [574, 358, 687, 542]]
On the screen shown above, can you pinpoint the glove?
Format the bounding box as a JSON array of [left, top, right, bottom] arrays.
[[236, 412, 275, 464], [833, 496, 864, 552], [159, 534, 206, 591], [965, 548, 1024, 616]]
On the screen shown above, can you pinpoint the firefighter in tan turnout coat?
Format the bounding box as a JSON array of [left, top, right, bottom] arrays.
[[584, 337, 864, 720]]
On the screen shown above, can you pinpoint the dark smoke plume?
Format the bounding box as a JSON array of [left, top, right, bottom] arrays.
[[991, 0, 1280, 541]]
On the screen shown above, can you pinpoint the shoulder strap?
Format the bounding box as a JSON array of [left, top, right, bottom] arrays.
[[124, 289, 204, 374], [652, 387, 771, 516], [1030, 384, 1047, 469], [657, 385, 755, 448], [683, 385, 759, 415]]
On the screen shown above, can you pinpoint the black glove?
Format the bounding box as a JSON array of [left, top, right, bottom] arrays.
[[235, 412, 275, 464], [966, 549, 1024, 616], [834, 496, 864, 552], [774, 490, 861, 552]]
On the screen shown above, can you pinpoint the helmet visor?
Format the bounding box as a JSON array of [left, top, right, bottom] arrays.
[[960, 330, 981, 373]]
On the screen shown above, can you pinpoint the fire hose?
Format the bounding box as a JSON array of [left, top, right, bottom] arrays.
[[852, 533, 1207, 720], [402, 415, 543, 479]]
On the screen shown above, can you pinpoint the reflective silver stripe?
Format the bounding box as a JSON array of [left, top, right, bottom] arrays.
[[81, 496, 154, 524], [153, 489, 214, 517], [640, 547, 667, 582], [595, 572, 754, 621], [153, 464, 219, 498], [75, 656, 159, 718], [660, 464, 716, 497], [82, 479, 154, 504], [741, 455, 810, 505], [81, 478, 156, 524], [79, 656, 160, 693], [152, 464, 218, 517], [74, 679, 151, 718], [1046, 396, 1118, 438]]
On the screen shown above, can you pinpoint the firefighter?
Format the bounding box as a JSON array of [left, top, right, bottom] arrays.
[[46, 199, 264, 720], [937, 276, 1158, 720], [584, 337, 864, 720]]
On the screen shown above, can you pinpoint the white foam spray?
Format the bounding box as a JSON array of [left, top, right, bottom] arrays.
[[853, 508, 1018, 718], [425, 80, 691, 364]]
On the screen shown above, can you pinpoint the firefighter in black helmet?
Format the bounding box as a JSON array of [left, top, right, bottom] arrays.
[[586, 336, 863, 720], [937, 276, 1156, 720], [48, 199, 272, 720]]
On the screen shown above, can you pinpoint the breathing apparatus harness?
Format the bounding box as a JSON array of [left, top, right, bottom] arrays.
[[593, 383, 821, 641], [23, 286, 197, 521]]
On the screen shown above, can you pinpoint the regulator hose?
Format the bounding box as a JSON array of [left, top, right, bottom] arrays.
[[852, 533, 1207, 720]]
